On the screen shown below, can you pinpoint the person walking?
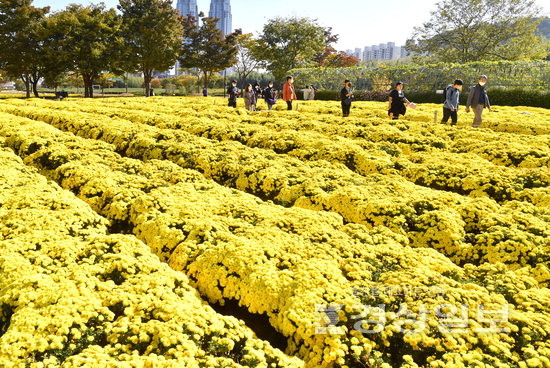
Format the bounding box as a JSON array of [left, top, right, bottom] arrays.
[[441, 79, 463, 126], [263, 81, 277, 110], [466, 75, 491, 128], [388, 81, 411, 120], [340, 79, 353, 117], [243, 83, 257, 111], [283, 76, 297, 111], [227, 80, 240, 108]]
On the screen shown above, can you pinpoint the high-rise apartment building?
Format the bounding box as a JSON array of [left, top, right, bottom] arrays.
[[361, 42, 409, 61]]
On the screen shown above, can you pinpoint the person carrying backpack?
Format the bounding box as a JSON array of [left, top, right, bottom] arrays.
[[441, 79, 463, 126]]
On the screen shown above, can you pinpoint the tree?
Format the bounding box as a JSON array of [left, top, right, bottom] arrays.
[[149, 78, 162, 89], [317, 47, 360, 67], [253, 17, 335, 81], [178, 15, 240, 90], [46, 4, 123, 97], [406, 0, 548, 62], [313, 27, 339, 65], [118, 0, 183, 97], [234, 33, 265, 82], [97, 72, 116, 94], [0, 0, 49, 97], [41, 70, 67, 91]]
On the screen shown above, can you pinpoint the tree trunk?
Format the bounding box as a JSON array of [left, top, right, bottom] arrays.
[[32, 79, 39, 98], [82, 75, 88, 98], [203, 71, 210, 90], [21, 75, 31, 98], [144, 70, 152, 97], [82, 74, 94, 98], [27, 72, 41, 98]]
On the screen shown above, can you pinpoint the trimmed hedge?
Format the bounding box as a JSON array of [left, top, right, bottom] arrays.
[[308, 87, 550, 108]]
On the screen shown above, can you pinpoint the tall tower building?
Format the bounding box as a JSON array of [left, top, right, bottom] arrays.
[[176, 0, 198, 18], [209, 0, 232, 35], [174, 0, 199, 76]]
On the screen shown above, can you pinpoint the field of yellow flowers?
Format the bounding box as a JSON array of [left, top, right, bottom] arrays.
[[0, 96, 548, 368]]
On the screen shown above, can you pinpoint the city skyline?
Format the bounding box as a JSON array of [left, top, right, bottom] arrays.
[[346, 42, 410, 62], [33, 0, 550, 50], [174, 0, 232, 76]]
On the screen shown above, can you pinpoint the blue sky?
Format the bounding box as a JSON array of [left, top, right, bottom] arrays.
[[34, 0, 550, 50]]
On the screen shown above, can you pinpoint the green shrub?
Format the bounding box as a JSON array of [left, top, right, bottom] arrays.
[[311, 87, 550, 108], [290, 61, 550, 91]]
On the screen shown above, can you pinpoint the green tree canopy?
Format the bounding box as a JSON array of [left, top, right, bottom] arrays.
[[234, 33, 265, 83], [0, 0, 49, 97], [178, 15, 240, 89], [118, 0, 183, 97], [252, 17, 334, 82], [44, 4, 122, 97], [406, 0, 548, 62]]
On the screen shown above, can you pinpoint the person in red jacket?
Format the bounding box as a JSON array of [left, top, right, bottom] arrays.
[[282, 76, 297, 111]]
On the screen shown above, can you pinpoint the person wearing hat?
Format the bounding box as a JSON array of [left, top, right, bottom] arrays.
[[263, 81, 277, 110], [466, 75, 491, 128], [441, 79, 464, 126], [340, 79, 354, 117], [227, 80, 240, 108]]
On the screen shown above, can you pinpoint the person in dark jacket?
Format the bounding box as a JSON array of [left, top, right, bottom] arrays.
[[253, 82, 262, 98], [243, 83, 257, 111], [263, 81, 277, 110], [252, 82, 263, 109], [227, 80, 239, 108], [340, 79, 353, 117], [388, 81, 410, 120], [466, 75, 491, 128], [441, 79, 463, 126]]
